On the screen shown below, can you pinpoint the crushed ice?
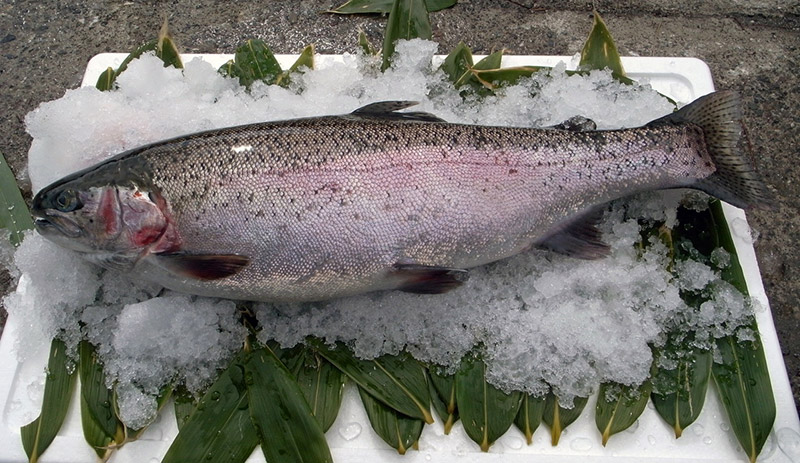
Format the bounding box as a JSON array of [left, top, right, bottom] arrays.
[[5, 39, 758, 426]]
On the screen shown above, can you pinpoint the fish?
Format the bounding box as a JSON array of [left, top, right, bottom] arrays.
[[31, 91, 770, 302]]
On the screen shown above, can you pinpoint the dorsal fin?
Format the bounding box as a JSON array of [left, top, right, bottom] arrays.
[[547, 115, 597, 132], [350, 101, 447, 123]]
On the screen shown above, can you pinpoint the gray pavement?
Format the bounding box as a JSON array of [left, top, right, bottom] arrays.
[[1, 0, 798, 413]]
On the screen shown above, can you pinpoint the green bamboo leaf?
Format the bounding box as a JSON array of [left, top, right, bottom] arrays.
[[275, 45, 316, 88], [542, 393, 588, 445], [579, 10, 625, 79], [162, 351, 259, 463], [358, 386, 424, 454], [440, 42, 473, 87], [358, 29, 380, 56], [455, 356, 523, 451], [246, 347, 333, 463], [229, 39, 283, 88], [329, 0, 456, 14], [428, 369, 458, 433], [471, 66, 544, 90], [173, 388, 197, 431], [0, 152, 34, 246], [382, 0, 432, 71], [595, 381, 652, 445], [78, 341, 122, 459], [313, 341, 433, 423], [514, 393, 545, 445], [281, 346, 346, 432], [20, 339, 77, 463], [651, 346, 712, 437], [156, 18, 183, 69], [473, 50, 503, 71], [713, 331, 775, 463], [95, 67, 116, 91]]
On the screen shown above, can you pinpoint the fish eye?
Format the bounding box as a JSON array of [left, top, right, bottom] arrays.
[[54, 189, 81, 212]]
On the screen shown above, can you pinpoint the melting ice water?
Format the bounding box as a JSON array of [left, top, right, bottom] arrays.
[[5, 39, 757, 427]]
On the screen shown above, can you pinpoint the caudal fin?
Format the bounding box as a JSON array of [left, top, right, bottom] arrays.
[[650, 91, 771, 209]]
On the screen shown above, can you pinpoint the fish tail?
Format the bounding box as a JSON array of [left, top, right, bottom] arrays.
[[652, 91, 772, 209]]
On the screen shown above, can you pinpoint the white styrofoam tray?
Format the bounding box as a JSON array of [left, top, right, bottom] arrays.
[[0, 53, 798, 463]]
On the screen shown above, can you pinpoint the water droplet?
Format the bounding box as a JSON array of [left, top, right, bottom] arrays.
[[647, 435, 656, 445], [205, 451, 214, 460], [505, 436, 524, 450], [424, 454, 432, 461], [197, 402, 206, 411], [245, 372, 254, 385], [692, 423, 705, 436], [719, 422, 730, 432], [624, 420, 640, 433], [211, 391, 221, 401], [338, 422, 362, 441], [777, 427, 800, 460], [570, 437, 593, 452], [703, 436, 712, 445], [7, 205, 14, 211]]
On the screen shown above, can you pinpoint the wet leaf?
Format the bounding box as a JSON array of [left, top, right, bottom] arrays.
[[713, 331, 775, 463], [246, 347, 333, 463], [173, 388, 197, 431], [21, 339, 77, 463], [313, 341, 433, 423], [275, 45, 316, 88], [0, 152, 33, 246], [579, 10, 625, 79], [471, 66, 543, 90], [595, 381, 652, 445], [78, 341, 122, 459], [162, 351, 259, 463], [329, 0, 456, 14], [124, 384, 174, 440], [95, 67, 116, 91], [281, 346, 346, 432], [543, 393, 588, 445], [455, 356, 523, 451], [514, 393, 545, 445], [382, 0, 432, 71], [440, 42, 474, 87], [428, 369, 458, 433], [227, 39, 283, 88], [651, 346, 712, 437], [156, 18, 183, 69], [358, 29, 380, 56], [358, 386, 424, 454]]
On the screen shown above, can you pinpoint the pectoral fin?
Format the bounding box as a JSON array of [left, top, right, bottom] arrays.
[[153, 252, 250, 281], [535, 208, 609, 259], [392, 263, 469, 294]]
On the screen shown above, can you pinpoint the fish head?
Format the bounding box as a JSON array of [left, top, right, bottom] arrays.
[[32, 173, 170, 269]]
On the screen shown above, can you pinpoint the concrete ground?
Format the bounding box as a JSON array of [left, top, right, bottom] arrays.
[[0, 0, 797, 413]]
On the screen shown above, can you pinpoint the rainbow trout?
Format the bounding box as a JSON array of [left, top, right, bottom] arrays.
[[32, 91, 769, 302]]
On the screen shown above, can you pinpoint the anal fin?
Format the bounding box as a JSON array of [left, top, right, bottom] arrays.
[[154, 252, 250, 281], [535, 208, 609, 259], [392, 263, 469, 294]]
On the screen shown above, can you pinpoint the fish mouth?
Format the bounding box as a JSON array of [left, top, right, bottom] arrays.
[[33, 212, 83, 239]]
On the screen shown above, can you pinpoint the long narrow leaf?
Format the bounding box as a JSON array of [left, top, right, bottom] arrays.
[[314, 341, 433, 423], [455, 356, 523, 451], [79, 341, 122, 459], [21, 339, 77, 463], [162, 351, 259, 463], [0, 152, 34, 246], [514, 393, 545, 445], [246, 347, 333, 463], [329, 0, 456, 14], [156, 18, 183, 69], [382, 0, 432, 71], [429, 369, 458, 433], [358, 386, 424, 454], [229, 40, 283, 88], [579, 10, 625, 78], [713, 331, 775, 463], [543, 394, 588, 445], [651, 346, 712, 437], [595, 381, 652, 445], [282, 347, 346, 432], [440, 42, 474, 87], [173, 388, 197, 431]]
